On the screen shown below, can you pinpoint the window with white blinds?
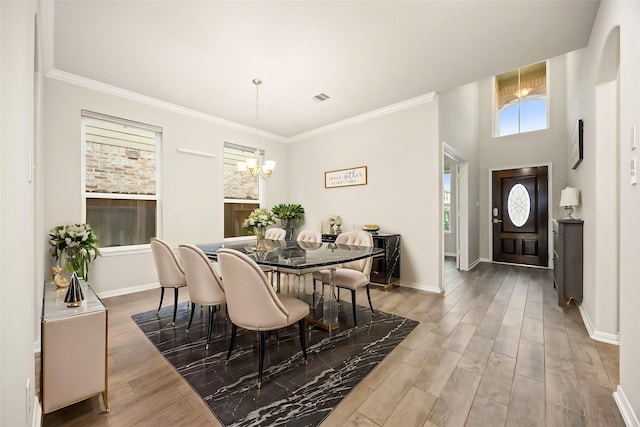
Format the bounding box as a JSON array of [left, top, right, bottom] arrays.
[[82, 110, 161, 248]]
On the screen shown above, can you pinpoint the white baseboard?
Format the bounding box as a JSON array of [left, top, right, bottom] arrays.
[[96, 282, 159, 299], [33, 396, 42, 427], [397, 281, 442, 294], [614, 385, 640, 427], [578, 303, 620, 345], [444, 252, 457, 258], [469, 258, 483, 270]]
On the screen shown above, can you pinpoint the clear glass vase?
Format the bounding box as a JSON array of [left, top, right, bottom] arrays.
[[63, 248, 88, 282], [254, 226, 268, 251]]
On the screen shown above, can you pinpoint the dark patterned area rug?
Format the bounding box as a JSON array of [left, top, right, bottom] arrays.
[[132, 300, 417, 426]]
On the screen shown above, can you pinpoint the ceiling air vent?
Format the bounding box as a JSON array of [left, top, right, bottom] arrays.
[[312, 93, 331, 102]]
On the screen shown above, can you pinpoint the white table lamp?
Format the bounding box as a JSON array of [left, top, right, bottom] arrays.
[[559, 187, 580, 219]]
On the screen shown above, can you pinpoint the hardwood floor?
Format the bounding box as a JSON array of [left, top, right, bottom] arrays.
[[42, 261, 623, 426]]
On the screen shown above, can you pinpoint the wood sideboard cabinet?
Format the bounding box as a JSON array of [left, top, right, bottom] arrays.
[[41, 281, 109, 414], [321, 232, 401, 290], [553, 219, 584, 307]]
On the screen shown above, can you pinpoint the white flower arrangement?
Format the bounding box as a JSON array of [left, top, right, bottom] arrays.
[[49, 223, 100, 281], [242, 208, 277, 230]]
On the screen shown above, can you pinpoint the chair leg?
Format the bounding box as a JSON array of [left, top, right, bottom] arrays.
[[312, 279, 317, 307], [298, 319, 308, 363], [157, 287, 165, 314], [206, 306, 214, 350], [350, 289, 357, 326], [186, 302, 196, 332], [171, 287, 179, 325], [257, 331, 267, 389], [225, 323, 237, 364], [366, 284, 374, 314], [186, 302, 196, 333]]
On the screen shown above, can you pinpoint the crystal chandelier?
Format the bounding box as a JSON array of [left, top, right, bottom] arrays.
[[237, 79, 276, 179]]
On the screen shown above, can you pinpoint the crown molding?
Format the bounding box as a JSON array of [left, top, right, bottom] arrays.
[[286, 92, 437, 143], [46, 68, 436, 144], [45, 69, 288, 143]]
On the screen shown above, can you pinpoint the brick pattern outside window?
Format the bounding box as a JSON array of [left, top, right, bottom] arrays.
[[223, 163, 258, 200], [85, 142, 156, 195]]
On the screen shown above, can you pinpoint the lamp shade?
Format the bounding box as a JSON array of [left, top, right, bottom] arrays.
[[559, 187, 580, 207]]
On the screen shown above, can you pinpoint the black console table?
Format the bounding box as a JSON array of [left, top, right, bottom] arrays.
[[553, 219, 583, 306], [322, 232, 401, 290]]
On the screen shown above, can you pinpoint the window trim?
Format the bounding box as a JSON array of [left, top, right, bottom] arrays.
[[81, 109, 163, 133], [81, 110, 162, 251]]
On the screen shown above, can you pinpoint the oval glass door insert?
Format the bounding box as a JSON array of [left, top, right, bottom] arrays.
[[507, 183, 530, 227]]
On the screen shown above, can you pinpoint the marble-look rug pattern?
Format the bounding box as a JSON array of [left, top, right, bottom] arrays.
[[132, 301, 418, 426]]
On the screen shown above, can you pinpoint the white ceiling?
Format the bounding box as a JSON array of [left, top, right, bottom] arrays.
[[51, 0, 600, 139]]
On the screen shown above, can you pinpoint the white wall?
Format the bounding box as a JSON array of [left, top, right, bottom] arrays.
[[438, 82, 481, 266], [288, 100, 441, 291], [565, 22, 621, 345], [0, 1, 39, 425], [566, 1, 640, 423], [43, 78, 289, 296], [477, 55, 570, 263]]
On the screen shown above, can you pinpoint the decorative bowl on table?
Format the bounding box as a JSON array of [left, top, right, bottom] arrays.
[[362, 224, 380, 233]]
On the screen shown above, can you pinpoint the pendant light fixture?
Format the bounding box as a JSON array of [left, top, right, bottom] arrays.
[[237, 79, 276, 179]]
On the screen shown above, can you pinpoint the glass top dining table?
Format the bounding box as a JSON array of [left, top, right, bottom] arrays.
[[198, 239, 383, 275], [197, 238, 384, 331]]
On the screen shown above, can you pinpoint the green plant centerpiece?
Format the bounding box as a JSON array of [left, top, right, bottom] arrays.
[[271, 203, 305, 229], [49, 223, 100, 282]]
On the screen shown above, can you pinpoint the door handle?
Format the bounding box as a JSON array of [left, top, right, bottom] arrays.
[[492, 219, 503, 224]]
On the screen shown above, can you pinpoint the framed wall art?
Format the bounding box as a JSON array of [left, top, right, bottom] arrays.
[[324, 166, 368, 189], [571, 119, 584, 169]]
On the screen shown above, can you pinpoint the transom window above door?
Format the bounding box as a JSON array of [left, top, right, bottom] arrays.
[[494, 61, 548, 137]]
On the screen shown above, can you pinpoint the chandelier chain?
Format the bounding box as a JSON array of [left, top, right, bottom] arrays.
[[235, 78, 274, 180]]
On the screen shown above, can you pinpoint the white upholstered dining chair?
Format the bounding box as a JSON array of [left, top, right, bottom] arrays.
[[178, 244, 226, 350], [312, 230, 374, 326], [287, 229, 323, 294], [262, 227, 287, 286], [265, 227, 287, 240], [296, 229, 321, 243], [150, 237, 187, 326], [217, 248, 309, 389]]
